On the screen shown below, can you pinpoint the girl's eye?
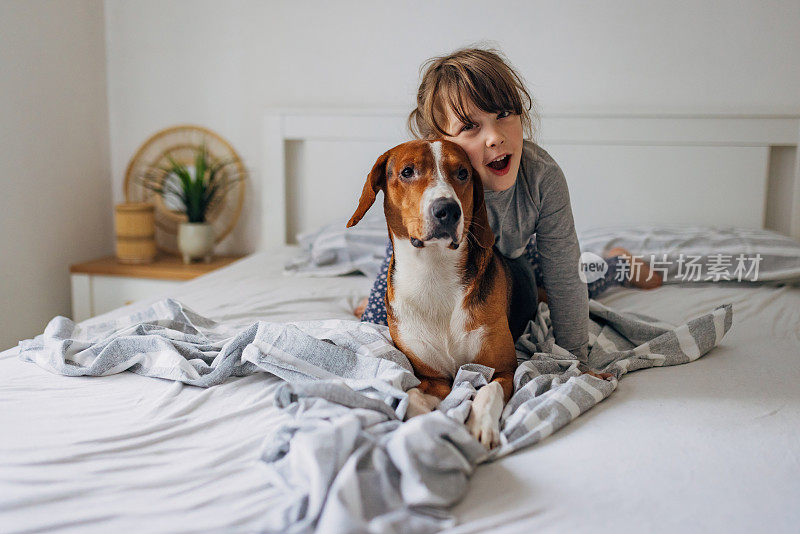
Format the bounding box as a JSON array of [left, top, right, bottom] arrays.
[[400, 166, 414, 179], [461, 123, 476, 133], [498, 110, 511, 119], [457, 168, 469, 181]]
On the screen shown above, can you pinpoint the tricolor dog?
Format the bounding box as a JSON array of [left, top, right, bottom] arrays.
[[347, 139, 538, 448]]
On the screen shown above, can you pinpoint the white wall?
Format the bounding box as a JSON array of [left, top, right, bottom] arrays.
[[103, 0, 800, 254], [0, 0, 112, 350]]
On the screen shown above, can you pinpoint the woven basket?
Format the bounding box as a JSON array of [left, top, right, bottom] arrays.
[[115, 202, 157, 264]]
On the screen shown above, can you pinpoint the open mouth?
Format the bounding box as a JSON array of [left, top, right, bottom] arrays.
[[486, 154, 511, 175]]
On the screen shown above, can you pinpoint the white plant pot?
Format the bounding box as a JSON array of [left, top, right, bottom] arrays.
[[178, 222, 215, 264]]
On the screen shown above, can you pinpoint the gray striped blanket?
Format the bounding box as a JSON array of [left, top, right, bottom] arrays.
[[18, 297, 732, 533]]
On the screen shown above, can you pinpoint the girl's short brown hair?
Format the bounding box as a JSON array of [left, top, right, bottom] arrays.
[[408, 47, 537, 139]]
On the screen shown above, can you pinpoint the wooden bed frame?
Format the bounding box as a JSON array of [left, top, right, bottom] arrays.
[[260, 109, 800, 250]]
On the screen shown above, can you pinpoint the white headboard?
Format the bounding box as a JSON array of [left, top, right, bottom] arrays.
[[260, 108, 800, 250]]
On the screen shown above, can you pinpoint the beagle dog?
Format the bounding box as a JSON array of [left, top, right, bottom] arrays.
[[347, 139, 537, 448]]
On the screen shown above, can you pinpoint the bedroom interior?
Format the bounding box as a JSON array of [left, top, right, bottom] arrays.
[[1, 1, 799, 533]]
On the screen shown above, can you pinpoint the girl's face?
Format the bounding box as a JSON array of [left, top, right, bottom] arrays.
[[442, 100, 524, 192]]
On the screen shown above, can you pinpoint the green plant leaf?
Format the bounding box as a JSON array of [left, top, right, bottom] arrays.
[[167, 155, 192, 192], [195, 142, 207, 187], [139, 146, 243, 224], [208, 159, 236, 186]]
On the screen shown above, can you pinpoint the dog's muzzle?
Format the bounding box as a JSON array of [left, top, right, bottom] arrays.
[[428, 198, 461, 243]]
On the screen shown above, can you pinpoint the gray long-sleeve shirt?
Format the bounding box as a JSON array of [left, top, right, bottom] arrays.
[[483, 140, 589, 361]]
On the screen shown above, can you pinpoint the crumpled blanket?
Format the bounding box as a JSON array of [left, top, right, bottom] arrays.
[[18, 297, 732, 533]]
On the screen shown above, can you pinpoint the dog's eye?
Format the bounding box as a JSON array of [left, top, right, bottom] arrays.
[[457, 168, 469, 181], [400, 166, 414, 179]]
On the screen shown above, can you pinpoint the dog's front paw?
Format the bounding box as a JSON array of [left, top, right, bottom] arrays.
[[405, 387, 441, 420], [466, 382, 504, 449], [466, 406, 501, 449]]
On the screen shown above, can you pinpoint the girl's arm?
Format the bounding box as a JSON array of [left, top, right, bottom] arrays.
[[534, 166, 590, 362]]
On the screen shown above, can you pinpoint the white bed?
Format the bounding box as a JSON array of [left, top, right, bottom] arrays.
[[2, 110, 800, 533]]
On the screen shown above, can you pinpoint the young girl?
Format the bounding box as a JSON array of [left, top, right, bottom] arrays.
[[356, 47, 661, 363]]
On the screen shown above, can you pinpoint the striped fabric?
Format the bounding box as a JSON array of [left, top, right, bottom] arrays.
[[18, 297, 732, 532], [287, 221, 800, 285], [285, 210, 389, 279], [491, 299, 732, 458], [578, 225, 800, 283]]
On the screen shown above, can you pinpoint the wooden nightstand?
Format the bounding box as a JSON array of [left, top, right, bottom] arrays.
[[70, 254, 245, 321]]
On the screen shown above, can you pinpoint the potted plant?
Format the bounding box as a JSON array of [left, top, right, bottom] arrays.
[[137, 143, 244, 263]]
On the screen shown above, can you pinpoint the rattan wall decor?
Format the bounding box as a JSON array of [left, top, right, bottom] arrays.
[[124, 125, 246, 254]]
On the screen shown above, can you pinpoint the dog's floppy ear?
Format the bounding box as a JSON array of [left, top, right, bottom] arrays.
[[470, 171, 495, 249], [347, 150, 389, 228]]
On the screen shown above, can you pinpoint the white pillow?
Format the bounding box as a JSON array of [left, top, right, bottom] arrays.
[[578, 225, 800, 283]]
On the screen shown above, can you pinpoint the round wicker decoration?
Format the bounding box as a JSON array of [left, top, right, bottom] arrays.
[[124, 125, 246, 254]]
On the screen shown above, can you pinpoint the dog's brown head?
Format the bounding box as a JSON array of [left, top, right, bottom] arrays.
[[347, 139, 494, 250]]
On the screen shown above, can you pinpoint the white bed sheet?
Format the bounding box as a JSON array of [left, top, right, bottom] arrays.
[[1, 247, 798, 533]]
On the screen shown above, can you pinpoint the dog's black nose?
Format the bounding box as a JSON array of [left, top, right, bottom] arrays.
[[430, 198, 461, 227]]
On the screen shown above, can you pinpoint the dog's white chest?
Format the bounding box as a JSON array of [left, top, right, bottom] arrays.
[[390, 239, 486, 378]]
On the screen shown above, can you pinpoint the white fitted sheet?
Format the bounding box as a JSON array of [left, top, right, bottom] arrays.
[[1, 246, 799, 533]]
